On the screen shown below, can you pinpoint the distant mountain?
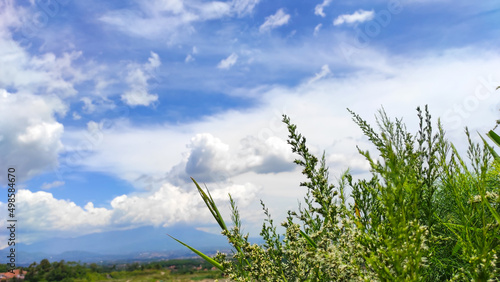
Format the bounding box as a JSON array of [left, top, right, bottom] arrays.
[[2, 225, 248, 266]]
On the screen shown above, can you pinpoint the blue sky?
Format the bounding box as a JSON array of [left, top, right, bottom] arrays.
[[1, 0, 500, 248]]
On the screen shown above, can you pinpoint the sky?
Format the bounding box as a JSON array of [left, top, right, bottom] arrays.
[[1, 0, 500, 249]]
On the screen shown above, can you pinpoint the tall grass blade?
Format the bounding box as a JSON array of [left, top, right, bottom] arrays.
[[483, 197, 500, 225], [299, 230, 317, 249], [167, 234, 224, 271], [480, 134, 500, 162], [486, 130, 500, 148], [191, 177, 227, 231]]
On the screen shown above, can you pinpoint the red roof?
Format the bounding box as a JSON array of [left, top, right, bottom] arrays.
[[0, 269, 24, 280]]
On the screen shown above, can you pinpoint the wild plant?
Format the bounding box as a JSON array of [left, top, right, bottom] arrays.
[[170, 106, 500, 281]]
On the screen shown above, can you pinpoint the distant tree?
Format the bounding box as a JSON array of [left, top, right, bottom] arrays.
[[89, 263, 98, 273], [39, 259, 50, 272]]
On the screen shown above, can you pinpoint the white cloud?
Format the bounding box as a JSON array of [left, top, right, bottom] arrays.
[[94, 76, 117, 96], [4, 181, 260, 243], [121, 52, 160, 107], [313, 23, 322, 36], [72, 112, 82, 120], [182, 133, 295, 182], [60, 120, 190, 189], [62, 119, 296, 189], [147, 51, 161, 69], [121, 85, 158, 107], [80, 96, 116, 114], [231, 0, 260, 16], [259, 9, 290, 32], [100, 0, 261, 40], [185, 133, 231, 181], [145, 0, 185, 15], [237, 135, 296, 174], [198, 1, 231, 20], [0, 0, 25, 34], [185, 46, 198, 62], [185, 54, 194, 63], [217, 52, 238, 69], [333, 9, 375, 26], [12, 189, 113, 242], [81, 97, 96, 113], [41, 180, 65, 190], [0, 90, 65, 184], [0, 3, 105, 186], [108, 182, 258, 226], [315, 0, 332, 17], [0, 34, 84, 97], [308, 64, 331, 84]]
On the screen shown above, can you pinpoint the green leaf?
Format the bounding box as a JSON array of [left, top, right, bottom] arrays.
[[299, 230, 317, 249], [168, 234, 224, 271], [191, 177, 227, 231], [480, 133, 500, 162], [483, 198, 500, 225], [452, 241, 461, 255], [487, 130, 500, 147]]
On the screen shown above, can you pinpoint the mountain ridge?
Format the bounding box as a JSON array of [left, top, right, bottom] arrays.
[[1, 225, 246, 266]]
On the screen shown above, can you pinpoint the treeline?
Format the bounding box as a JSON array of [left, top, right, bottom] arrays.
[[6, 258, 220, 281]]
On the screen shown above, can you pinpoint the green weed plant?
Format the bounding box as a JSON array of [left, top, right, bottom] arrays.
[[171, 106, 500, 281]]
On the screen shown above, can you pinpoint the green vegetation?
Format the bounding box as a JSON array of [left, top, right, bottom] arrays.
[[17, 258, 222, 281], [174, 105, 500, 281]]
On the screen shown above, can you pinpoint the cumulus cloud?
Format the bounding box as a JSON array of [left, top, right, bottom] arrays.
[[121, 52, 160, 107], [64, 118, 297, 190], [109, 182, 259, 226], [182, 133, 295, 182], [237, 136, 296, 174], [259, 9, 290, 32], [315, 0, 332, 17], [6, 181, 260, 243], [217, 53, 238, 69], [0, 90, 65, 184], [0, 3, 100, 186], [333, 9, 375, 26], [12, 189, 113, 242], [185, 133, 232, 181]]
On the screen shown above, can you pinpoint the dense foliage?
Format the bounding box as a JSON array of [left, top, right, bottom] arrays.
[[177, 106, 500, 281]]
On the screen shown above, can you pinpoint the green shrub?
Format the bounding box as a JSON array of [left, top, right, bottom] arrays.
[[172, 106, 500, 281]]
